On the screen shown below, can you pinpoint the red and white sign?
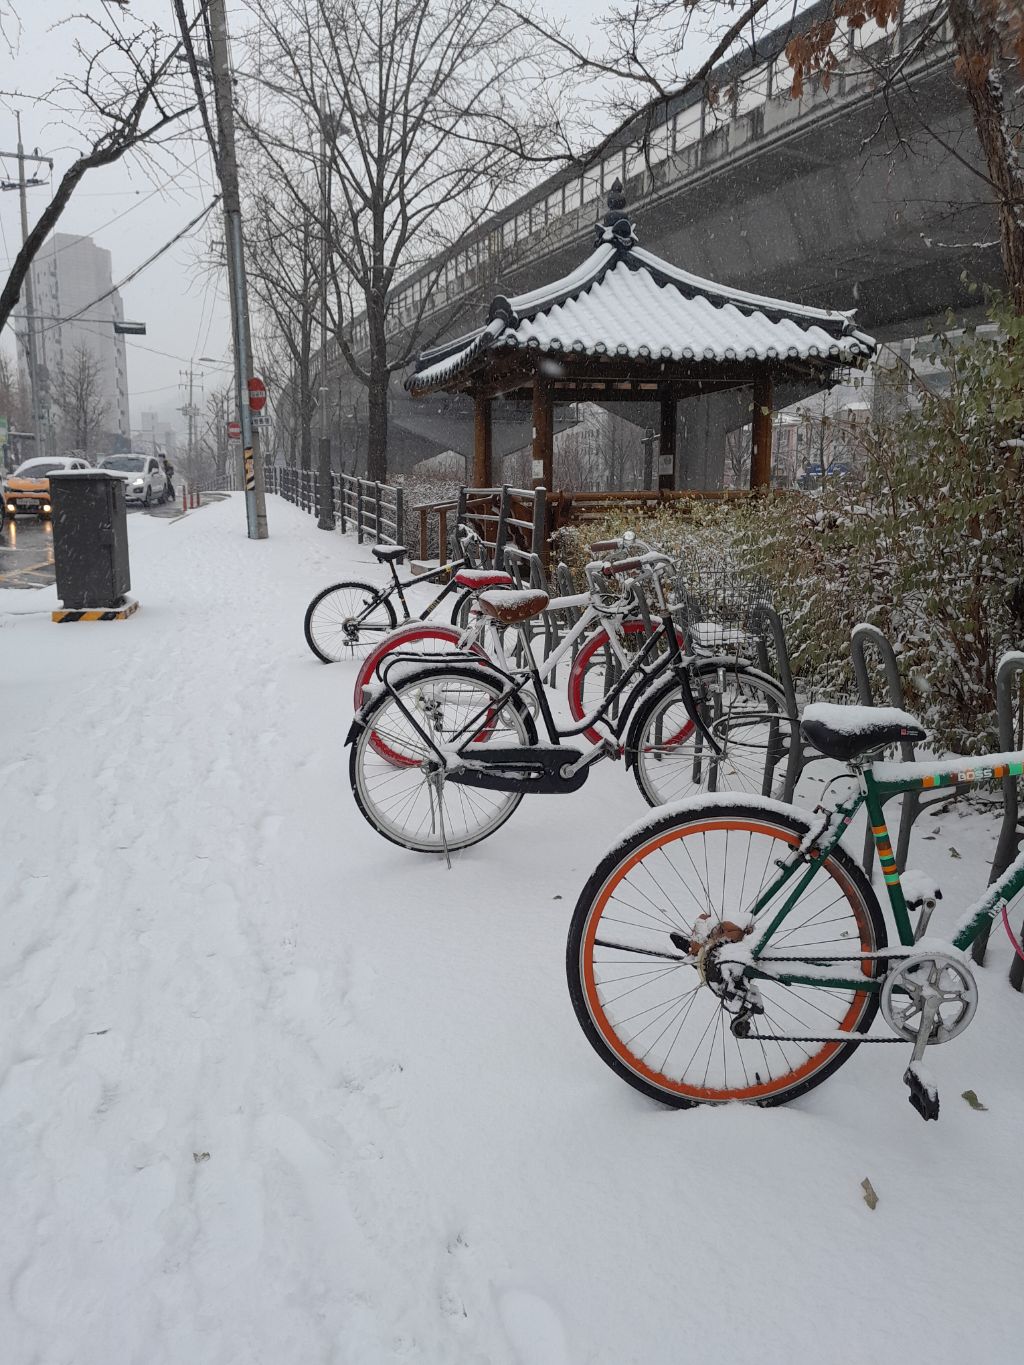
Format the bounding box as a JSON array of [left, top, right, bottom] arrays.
[[227, 419, 242, 440], [247, 376, 268, 412]]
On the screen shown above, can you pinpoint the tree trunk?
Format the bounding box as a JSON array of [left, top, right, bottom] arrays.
[[366, 367, 388, 483], [947, 0, 1024, 313]]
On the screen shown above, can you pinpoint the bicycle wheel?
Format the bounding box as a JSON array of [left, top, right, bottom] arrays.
[[567, 799, 886, 1108], [350, 664, 537, 854], [569, 620, 685, 743], [353, 622, 466, 711], [304, 580, 397, 663], [631, 663, 796, 807]]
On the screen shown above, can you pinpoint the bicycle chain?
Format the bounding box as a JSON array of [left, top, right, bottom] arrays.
[[739, 951, 909, 1045]]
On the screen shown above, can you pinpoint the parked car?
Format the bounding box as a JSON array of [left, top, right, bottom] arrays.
[[2, 456, 92, 519], [97, 454, 168, 507]]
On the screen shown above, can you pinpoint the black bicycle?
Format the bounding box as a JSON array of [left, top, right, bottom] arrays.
[[346, 579, 791, 858], [303, 527, 482, 663]]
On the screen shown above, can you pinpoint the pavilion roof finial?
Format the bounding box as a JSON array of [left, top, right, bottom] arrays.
[[595, 177, 637, 249]]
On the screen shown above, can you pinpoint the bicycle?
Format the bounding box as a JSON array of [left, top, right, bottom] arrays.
[[346, 580, 790, 857], [303, 526, 483, 663], [351, 537, 686, 734], [566, 697, 1024, 1121]]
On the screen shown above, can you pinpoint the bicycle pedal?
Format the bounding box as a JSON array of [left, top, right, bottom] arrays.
[[903, 1063, 940, 1122]]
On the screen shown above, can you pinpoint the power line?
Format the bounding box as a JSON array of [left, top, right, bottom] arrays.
[[34, 198, 221, 335]]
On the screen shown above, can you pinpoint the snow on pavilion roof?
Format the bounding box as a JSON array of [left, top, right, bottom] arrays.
[[407, 183, 876, 395]]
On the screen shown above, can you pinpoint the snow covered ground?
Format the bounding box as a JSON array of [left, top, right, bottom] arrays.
[[1, 494, 1022, 1365]]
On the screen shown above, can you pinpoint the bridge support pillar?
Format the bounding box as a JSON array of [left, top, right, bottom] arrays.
[[473, 393, 493, 487], [676, 389, 750, 490]]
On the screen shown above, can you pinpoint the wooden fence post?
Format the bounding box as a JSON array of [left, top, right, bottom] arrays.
[[356, 480, 364, 543], [395, 485, 405, 550], [374, 482, 382, 544], [494, 485, 510, 570]]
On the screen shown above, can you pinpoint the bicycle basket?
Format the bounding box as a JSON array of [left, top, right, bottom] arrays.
[[675, 555, 772, 654]]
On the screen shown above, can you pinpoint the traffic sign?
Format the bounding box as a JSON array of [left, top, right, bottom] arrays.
[[247, 376, 267, 412], [227, 419, 241, 440]]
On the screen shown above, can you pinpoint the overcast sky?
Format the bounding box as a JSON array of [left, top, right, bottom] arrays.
[[0, 0, 726, 436]]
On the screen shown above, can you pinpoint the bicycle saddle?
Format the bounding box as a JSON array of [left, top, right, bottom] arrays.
[[372, 545, 406, 564], [800, 702, 927, 761], [454, 568, 513, 589], [477, 589, 549, 624]]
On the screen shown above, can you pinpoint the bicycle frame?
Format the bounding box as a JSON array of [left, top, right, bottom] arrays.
[[355, 556, 469, 629], [740, 753, 1024, 994], [374, 610, 710, 775]]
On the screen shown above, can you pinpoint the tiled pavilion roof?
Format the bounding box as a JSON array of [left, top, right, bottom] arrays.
[[407, 182, 876, 395]]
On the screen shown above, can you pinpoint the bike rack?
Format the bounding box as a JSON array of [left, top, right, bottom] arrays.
[[850, 623, 967, 879], [971, 650, 1024, 982], [748, 604, 807, 803]]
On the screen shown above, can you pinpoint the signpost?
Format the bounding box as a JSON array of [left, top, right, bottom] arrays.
[[227, 419, 241, 440], [247, 376, 267, 412]]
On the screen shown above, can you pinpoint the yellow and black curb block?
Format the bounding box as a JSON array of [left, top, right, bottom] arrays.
[[52, 596, 140, 624]]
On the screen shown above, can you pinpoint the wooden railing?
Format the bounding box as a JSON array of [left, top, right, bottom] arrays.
[[412, 484, 546, 564]]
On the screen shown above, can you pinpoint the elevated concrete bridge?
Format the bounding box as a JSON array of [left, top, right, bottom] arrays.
[[323, 3, 1001, 481]]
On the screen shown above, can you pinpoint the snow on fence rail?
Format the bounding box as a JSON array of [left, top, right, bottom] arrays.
[[264, 467, 405, 547]]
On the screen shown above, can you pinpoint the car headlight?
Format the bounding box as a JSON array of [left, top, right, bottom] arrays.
[[132, 479, 144, 488]]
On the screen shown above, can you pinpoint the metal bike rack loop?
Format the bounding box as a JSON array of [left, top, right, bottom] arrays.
[[971, 650, 1024, 982]]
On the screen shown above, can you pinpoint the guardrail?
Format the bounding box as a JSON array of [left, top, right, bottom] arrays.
[[264, 466, 406, 547]]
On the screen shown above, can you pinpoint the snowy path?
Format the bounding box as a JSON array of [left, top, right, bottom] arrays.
[[1, 495, 1022, 1364]]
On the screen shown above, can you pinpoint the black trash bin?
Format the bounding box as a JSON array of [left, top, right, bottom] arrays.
[[49, 470, 131, 610]]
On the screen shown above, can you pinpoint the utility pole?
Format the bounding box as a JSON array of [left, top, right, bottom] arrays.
[[180, 366, 200, 478], [0, 116, 52, 459], [207, 0, 268, 538]]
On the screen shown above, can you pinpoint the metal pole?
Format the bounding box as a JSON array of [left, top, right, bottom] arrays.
[[316, 91, 334, 530], [16, 115, 42, 459], [208, 0, 268, 539]]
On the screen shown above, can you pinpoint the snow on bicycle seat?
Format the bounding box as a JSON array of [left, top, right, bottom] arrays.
[[800, 702, 927, 762], [371, 544, 406, 564], [477, 588, 549, 624], [454, 567, 513, 589]]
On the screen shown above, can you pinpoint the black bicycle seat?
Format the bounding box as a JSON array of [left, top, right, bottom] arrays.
[[371, 545, 406, 565], [800, 702, 927, 762]]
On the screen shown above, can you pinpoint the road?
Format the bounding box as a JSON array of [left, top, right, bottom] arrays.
[[0, 500, 182, 589]]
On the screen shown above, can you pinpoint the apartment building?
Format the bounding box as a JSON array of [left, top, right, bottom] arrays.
[[26, 232, 130, 451]]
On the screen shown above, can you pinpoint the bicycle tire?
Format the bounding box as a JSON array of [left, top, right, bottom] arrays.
[[449, 587, 476, 628], [629, 662, 796, 807], [353, 622, 467, 712], [567, 798, 886, 1109], [568, 620, 686, 744], [304, 580, 397, 663], [350, 664, 537, 854]]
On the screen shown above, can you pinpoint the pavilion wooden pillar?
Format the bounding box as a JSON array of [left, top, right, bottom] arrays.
[[473, 392, 493, 488], [750, 375, 774, 490], [531, 371, 553, 490], [658, 393, 677, 491]]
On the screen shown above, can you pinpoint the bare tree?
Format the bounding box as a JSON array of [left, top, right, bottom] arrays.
[[244, 187, 320, 472], [51, 343, 109, 453], [198, 383, 231, 483], [238, 0, 565, 482], [0, 5, 202, 334]]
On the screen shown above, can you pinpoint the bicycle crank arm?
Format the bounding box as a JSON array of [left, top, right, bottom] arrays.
[[446, 745, 591, 794]]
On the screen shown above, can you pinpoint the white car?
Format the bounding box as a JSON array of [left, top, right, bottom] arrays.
[[98, 454, 168, 507]]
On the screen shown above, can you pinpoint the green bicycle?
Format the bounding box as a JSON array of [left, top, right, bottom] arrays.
[[567, 701, 1024, 1121]]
